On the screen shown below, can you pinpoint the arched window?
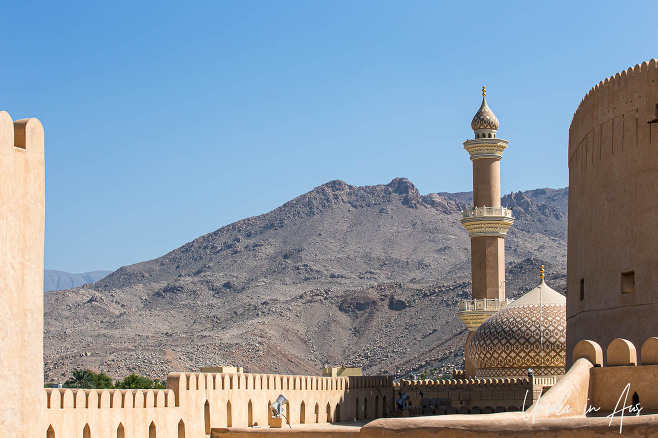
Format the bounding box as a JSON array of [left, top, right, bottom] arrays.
[[248, 400, 253, 427], [149, 422, 156, 438], [355, 397, 360, 420], [364, 397, 368, 419], [375, 396, 380, 419], [335, 403, 341, 422], [83, 424, 90, 438], [204, 401, 211, 434], [326, 402, 332, 422], [300, 401, 306, 424], [178, 420, 185, 438], [117, 423, 125, 438], [46, 425, 55, 438], [227, 400, 232, 427], [314, 403, 319, 423]]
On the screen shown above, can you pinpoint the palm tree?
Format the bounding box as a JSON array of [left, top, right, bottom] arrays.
[[65, 369, 92, 388]]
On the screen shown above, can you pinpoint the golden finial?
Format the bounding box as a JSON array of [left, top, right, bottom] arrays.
[[482, 86, 486, 97], [540, 265, 545, 280]]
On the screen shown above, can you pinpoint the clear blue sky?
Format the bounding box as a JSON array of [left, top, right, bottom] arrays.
[[2, 1, 656, 273]]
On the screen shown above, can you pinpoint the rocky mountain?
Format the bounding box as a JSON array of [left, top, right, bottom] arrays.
[[44, 270, 111, 293], [43, 178, 568, 382]]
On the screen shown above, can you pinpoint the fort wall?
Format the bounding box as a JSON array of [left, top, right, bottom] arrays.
[[0, 112, 45, 438], [43, 372, 394, 437], [395, 376, 532, 415], [567, 59, 658, 365]]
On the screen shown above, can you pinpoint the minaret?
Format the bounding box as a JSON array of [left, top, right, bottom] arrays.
[[457, 87, 514, 376]]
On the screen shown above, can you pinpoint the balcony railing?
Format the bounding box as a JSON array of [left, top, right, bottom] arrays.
[[458, 298, 514, 312], [461, 206, 513, 219]]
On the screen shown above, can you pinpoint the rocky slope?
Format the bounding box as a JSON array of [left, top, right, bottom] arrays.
[[43, 179, 568, 382]]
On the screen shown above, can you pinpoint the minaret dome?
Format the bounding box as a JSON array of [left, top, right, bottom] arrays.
[[471, 86, 499, 139]]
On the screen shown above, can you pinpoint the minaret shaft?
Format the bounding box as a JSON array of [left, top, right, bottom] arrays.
[[472, 158, 501, 208], [470, 235, 505, 300]]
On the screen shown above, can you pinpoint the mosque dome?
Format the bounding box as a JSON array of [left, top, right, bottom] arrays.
[[471, 87, 500, 131], [467, 274, 566, 378]]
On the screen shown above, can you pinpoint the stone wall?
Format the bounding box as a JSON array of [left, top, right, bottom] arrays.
[[394, 376, 533, 415], [567, 59, 658, 365], [0, 112, 45, 438], [43, 372, 394, 437]]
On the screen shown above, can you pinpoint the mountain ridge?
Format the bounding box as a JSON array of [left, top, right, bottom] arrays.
[[44, 178, 568, 382]]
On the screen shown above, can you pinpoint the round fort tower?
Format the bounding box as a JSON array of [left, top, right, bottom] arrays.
[[457, 87, 514, 376], [567, 60, 658, 365]]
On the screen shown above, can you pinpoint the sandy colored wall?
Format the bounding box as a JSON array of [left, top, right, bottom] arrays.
[[396, 377, 532, 413], [567, 60, 658, 365], [0, 112, 45, 438], [43, 388, 182, 438], [44, 372, 394, 437]]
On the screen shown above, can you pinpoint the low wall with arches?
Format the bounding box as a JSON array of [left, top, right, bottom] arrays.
[[43, 372, 394, 437], [575, 336, 658, 412], [43, 388, 183, 438], [527, 336, 658, 418], [394, 377, 533, 415]]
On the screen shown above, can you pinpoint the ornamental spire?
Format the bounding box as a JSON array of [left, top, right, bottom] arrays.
[[540, 265, 545, 281], [471, 87, 499, 131]]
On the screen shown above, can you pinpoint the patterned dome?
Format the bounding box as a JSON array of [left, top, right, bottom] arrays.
[[467, 280, 566, 378], [471, 95, 499, 131]]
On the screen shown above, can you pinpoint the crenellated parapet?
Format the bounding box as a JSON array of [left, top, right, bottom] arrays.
[[44, 371, 395, 437], [394, 377, 533, 416], [569, 59, 658, 161], [44, 388, 177, 410], [568, 337, 658, 414]]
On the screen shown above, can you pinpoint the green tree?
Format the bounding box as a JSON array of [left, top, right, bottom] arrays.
[[114, 373, 165, 389], [90, 371, 114, 389], [64, 369, 93, 388], [63, 369, 114, 389]]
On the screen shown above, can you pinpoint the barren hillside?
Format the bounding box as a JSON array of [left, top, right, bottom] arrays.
[[44, 178, 568, 382]]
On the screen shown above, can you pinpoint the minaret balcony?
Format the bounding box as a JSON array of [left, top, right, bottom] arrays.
[[461, 206, 513, 219], [460, 207, 514, 237], [457, 298, 514, 331], [463, 138, 508, 160]]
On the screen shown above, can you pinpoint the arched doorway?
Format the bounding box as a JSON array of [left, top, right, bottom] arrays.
[[300, 401, 306, 424], [326, 402, 332, 422], [248, 400, 254, 427], [46, 425, 55, 438], [117, 423, 125, 438], [177, 420, 185, 438], [204, 401, 211, 434], [227, 400, 233, 427], [148, 422, 156, 438], [83, 424, 90, 438]]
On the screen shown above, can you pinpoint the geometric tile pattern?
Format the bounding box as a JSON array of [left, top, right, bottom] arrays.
[[471, 97, 499, 131], [468, 303, 566, 374]]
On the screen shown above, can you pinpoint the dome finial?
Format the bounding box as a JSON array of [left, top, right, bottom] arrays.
[[482, 86, 486, 97], [540, 265, 545, 280]]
